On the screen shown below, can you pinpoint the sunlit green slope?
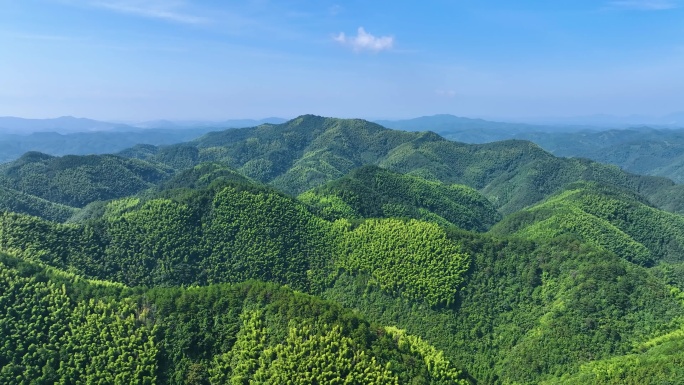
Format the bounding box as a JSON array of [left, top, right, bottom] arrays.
[[299, 165, 500, 231], [0, 177, 471, 309], [491, 182, 684, 266]]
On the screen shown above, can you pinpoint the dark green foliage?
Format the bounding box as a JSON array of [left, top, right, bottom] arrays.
[[6, 116, 684, 218], [300, 165, 501, 231], [110, 115, 684, 216], [512, 128, 684, 184], [0, 185, 78, 222], [381, 116, 684, 185], [155, 162, 252, 191], [3, 116, 684, 384], [0, 152, 171, 207], [653, 262, 684, 291]]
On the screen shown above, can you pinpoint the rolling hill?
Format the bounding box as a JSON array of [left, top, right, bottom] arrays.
[[0, 151, 172, 208], [2, 114, 684, 384]]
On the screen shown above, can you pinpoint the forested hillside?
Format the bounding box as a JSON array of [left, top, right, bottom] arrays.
[[2, 115, 684, 384], [0, 151, 171, 209], [0, 253, 467, 384], [300, 165, 500, 231], [491, 182, 684, 266], [0, 185, 77, 222], [113, 115, 684, 216]]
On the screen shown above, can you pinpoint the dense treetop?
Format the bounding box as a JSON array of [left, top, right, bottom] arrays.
[[300, 165, 501, 231], [0, 152, 171, 208]]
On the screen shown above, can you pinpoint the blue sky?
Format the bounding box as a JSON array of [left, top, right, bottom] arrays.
[[1, 0, 683, 121]]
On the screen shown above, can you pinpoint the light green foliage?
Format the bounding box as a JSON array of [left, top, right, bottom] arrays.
[[543, 325, 684, 385], [0, 254, 467, 385], [0, 180, 472, 310], [0, 255, 157, 385], [299, 191, 359, 220], [323, 233, 684, 385], [209, 310, 268, 384], [3, 116, 684, 384], [253, 321, 397, 384], [103, 197, 141, 217], [57, 299, 157, 385], [336, 219, 470, 307], [147, 281, 471, 385], [492, 182, 684, 266], [384, 327, 469, 385]]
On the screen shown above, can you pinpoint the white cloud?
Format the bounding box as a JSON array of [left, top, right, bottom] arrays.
[[607, 0, 679, 10], [90, 0, 209, 24], [334, 27, 394, 53]]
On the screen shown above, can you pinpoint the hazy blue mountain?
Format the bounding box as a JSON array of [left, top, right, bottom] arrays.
[[508, 128, 684, 183], [376, 114, 592, 143], [0, 116, 136, 134], [0, 116, 288, 134], [0, 116, 289, 164], [513, 112, 684, 127], [0, 128, 221, 164], [133, 117, 287, 129]]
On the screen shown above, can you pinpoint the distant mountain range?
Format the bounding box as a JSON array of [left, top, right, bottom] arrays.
[[131, 117, 287, 129], [0, 116, 288, 134], [0, 116, 289, 164], [5, 114, 684, 186], [0, 116, 134, 134], [508, 112, 684, 127], [378, 112, 684, 132]]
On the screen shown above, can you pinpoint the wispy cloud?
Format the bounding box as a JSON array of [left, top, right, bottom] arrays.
[[90, 0, 209, 24], [334, 27, 394, 53], [11, 33, 77, 41], [435, 89, 457, 98], [329, 4, 343, 16], [607, 0, 679, 10]]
